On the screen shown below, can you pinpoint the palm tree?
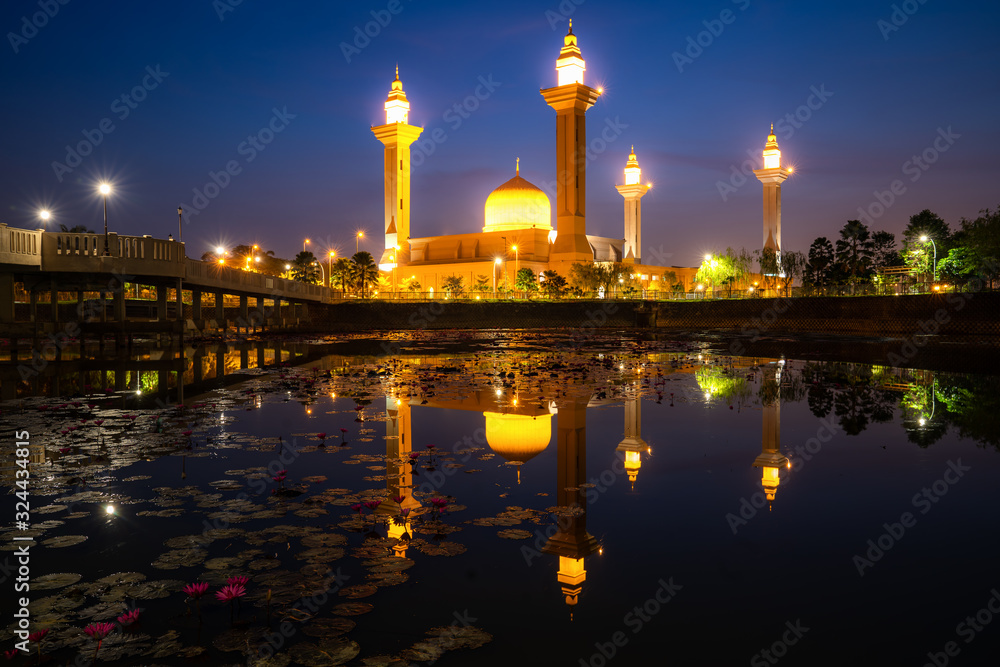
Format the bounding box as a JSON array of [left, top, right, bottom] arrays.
[[291, 251, 321, 284], [351, 251, 378, 298], [331, 257, 353, 294]]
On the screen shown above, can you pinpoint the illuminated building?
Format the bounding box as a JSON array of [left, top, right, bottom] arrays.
[[615, 147, 650, 264], [372, 25, 700, 293], [752, 125, 792, 258], [615, 383, 647, 490]]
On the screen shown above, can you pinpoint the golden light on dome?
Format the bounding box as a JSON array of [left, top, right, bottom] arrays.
[[384, 65, 410, 124], [555, 20, 586, 86], [483, 161, 552, 232], [762, 124, 781, 169], [623, 146, 641, 185], [483, 412, 553, 464]]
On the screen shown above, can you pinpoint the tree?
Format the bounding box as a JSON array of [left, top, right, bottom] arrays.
[[441, 274, 465, 297], [777, 250, 806, 296], [569, 262, 603, 295], [514, 267, 539, 295], [291, 251, 320, 284], [696, 252, 739, 297], [902, 210, 951, 278], [331, 257, 354, 292], [956, 206, 1000, 289], [541, 270, 568, 298], [755, 248, 780, 295], [58, 223, 96, 233], [805, 237, 836, 286], [473, 274, 491, 293], [351, 252, 379, 298], [936, 246, 977, 287], [403, 277, 421, 292], [835, 220, 874, 293], [870, 230, 901, 274]]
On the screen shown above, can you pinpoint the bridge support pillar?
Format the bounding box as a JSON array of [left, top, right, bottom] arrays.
[[191, 290, 202, 321], [175, 279, 183, 321], [156, 285, 167, 321], [215, 291, 225, 331], [0, 273, 13, 323], [29, 289, 37, 324], [114, 289, 125, 322], [239, 295, 248, 333], [50, 279, 59, 325]]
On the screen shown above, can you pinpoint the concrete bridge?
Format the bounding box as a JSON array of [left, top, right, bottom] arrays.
[[0, 224, 328, 335]]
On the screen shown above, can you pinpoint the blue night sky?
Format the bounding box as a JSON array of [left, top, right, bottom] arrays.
[[2, 0, 998, 267]]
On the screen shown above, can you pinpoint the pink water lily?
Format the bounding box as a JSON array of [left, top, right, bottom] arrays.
[[117, 609, 141, 626], [182, 582, 209, 598], [215, 584, 246, 602], [84, 622, 115, 662], [27, 629, 49, 643], [226, 575, 249, 587], [317, 432, 327, 440], [351, 503, 363, 514], [364, 500, 383, 511]]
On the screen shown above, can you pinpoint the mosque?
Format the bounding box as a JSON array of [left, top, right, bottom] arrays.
[[369, 23, 791, 295]]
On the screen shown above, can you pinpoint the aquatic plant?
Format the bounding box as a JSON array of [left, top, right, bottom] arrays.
[[117, 609, 141, 627], [83, 622, 115, 663], [182, 581, 210, 618]]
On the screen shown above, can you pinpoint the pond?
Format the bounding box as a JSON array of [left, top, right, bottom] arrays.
[[2, 331, 999, 665]]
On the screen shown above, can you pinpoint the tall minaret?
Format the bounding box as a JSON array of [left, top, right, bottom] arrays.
[[752, 125, 791, 256], [753, 363, 789, 510], [372, 67, 423, 270], [540, 21, 602, 264], [615, 147, 649, 264], [542, 399, 600, 612], [615, 382, 647, 490]]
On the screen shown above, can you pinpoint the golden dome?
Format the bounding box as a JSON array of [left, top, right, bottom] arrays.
[[483, 160, 552, 233], [484, 412, 552, 463]]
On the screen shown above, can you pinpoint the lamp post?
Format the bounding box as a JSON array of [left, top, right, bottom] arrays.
[[303, 238, 310, 253], [328, 251, 335, 289], [356, 231, 364, 254], [39, 209, 51, 224], [98, 182, 112, 256], [919, 234, 937, 283], [315, 261, 325, 286], [493, 257, 502, 298], [390, 253, 396, 297], [512, 245, 519, 295], [177, 207, 183, 242]]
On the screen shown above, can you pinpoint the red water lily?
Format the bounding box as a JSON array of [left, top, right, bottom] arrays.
[[226, 575, 249, 587], [84, 622, 115, 662], [117, 609, 141, 626], [215, 584, 246, 602]]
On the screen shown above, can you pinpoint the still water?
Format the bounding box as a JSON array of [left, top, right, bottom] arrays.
[[2, 332, 999, 666]]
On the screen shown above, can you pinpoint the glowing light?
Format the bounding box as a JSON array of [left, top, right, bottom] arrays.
[[787, 166, 795, 173], [920, 235, 929, 242], [598, 547, 603, 556], [919, 418, 926, 426], [39, 209, 51, 221], [357, 231, 364, 239], [597, 87, 603, 94], [98, 182, 111, 195], [704, 254, 712, 261], [216, 246, 224, 254], [105, 505, 115, 515], [495, 388, 502, 397], [285, 264, 291, 270], [218, 258, 225, 265], [511, 245, 517, 252]]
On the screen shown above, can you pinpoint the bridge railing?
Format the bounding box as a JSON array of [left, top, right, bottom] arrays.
[[0, 223, 43, 266], [41, 232, 187, 276], [184, 260, 328, 302]]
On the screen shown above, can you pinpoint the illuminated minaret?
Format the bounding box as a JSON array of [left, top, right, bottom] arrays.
[[372, 67, 423, 270], [379, 395, 420, 555], [615, 383, 647, 490], [753, 363, 789, 509], [540, 21, 602, 264], [542, 399, 599, 612], [752, 125, 791, 257], [615, 147, 650, 264]]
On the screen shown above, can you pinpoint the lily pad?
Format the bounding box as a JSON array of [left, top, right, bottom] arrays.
[[288, 638, 360, 666], [302, 617, 356, 638], [497, 529, 532, 540], [331, 602, 374, 616], [42, 534, 87, 548], [31, 572, 82, 590]]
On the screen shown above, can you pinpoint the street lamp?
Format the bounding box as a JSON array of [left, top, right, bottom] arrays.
[[356, 231, 364, 254], [98, 182, 112, 256], [177, 206, 183, 242], [39, 209, 51, 223], [328, 250, 335, 289], [919, 234, 938, 283], [493, 257, 502, 297], [303, 238, 310, 253], [511, 244, 519, 295]]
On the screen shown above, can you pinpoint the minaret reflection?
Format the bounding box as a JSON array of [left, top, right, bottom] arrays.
[[615, 383, 647, 490], [381, 396, 418, 556], [542, 399, 599, 612], [753, 363, 789, 510]]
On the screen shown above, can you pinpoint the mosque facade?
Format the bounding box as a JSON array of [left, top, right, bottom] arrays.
[[370, 24, 790, 296]]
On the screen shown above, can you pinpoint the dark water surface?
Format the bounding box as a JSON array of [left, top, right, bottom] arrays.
[[2, 331, 999, 666]]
